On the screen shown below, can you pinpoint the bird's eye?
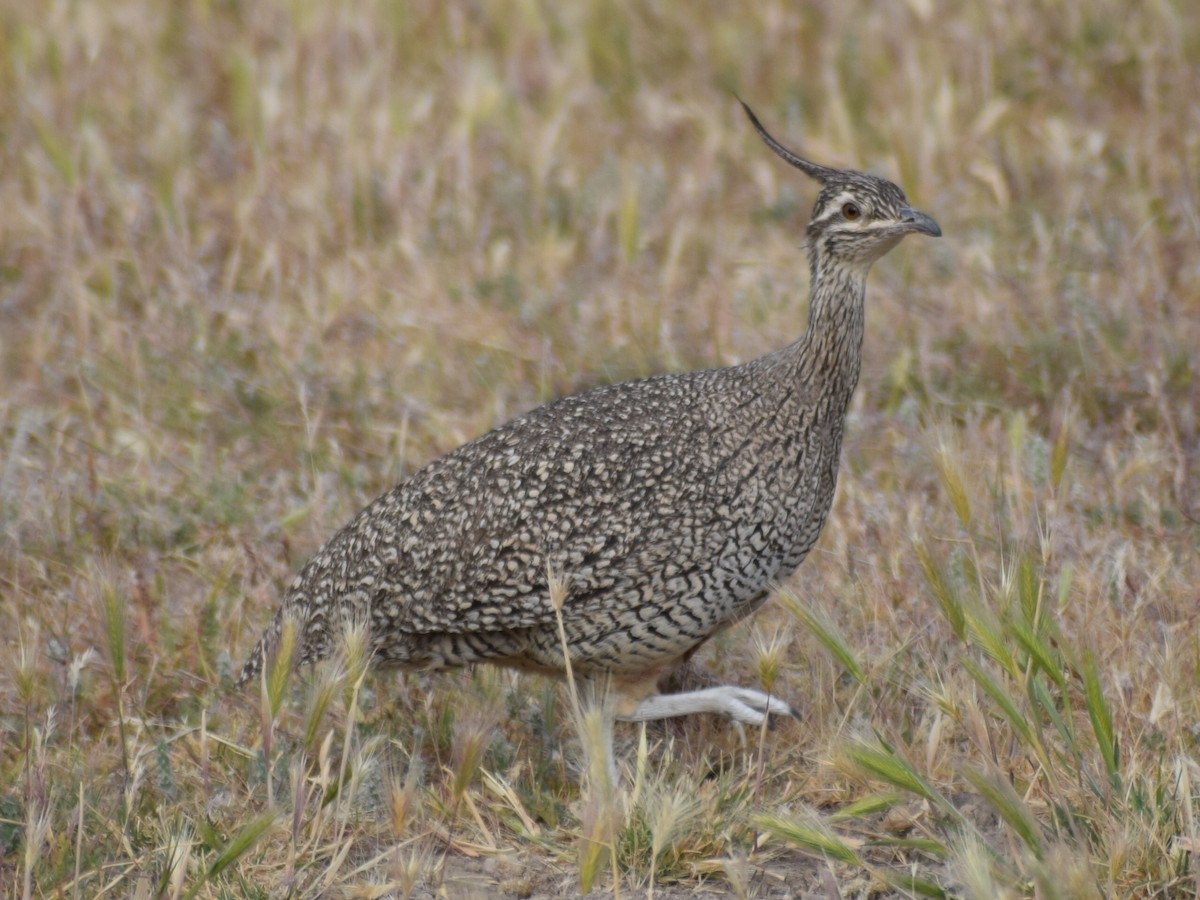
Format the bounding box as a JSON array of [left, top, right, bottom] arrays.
[[842, 202, 861, 221]]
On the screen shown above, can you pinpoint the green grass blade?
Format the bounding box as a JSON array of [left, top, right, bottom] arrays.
[[915, 539, 965, 640], [777, 589, 864, 684], [1008, 614, 1065, 690], [1029, 675, 1077, 749], [267, 616, 298, 719], [31, 114, 77, 186], [322, 758, 354, 808], [961, 766, 1043, 858], [1081, 650, 1120, 785], [185, 810, 281, 899], [1016, 554, 1040, 626], [1050, 416, 1070, 490], [1056, 563, 1074, 612], [961, 658, 1037, 751], [931, 438, 972, 529], [842, 738, 954, 817], [870, 836, 950, 857], [304, 672, 339, 753], [963, 607, 1019, 680], [829, 792, 904, 822], [753, 813, 862, 864], [100, 581, 127, 685], [878, 870, 949, 898]]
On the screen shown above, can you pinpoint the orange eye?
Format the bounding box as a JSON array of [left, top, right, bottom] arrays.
[[842, 202, 861, 221]]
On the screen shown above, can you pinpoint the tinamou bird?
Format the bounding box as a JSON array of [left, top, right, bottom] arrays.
[[237, 101, 940, 747]]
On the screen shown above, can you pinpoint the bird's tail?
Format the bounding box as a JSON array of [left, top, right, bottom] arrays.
[[235, 584, 349, 689], [234, 605, 282, 688]]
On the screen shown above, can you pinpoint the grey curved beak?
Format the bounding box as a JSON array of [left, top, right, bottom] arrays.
[[901, 207, 941, 237]]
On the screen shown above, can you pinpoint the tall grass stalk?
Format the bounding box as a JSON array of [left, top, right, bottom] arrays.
[[322, 621, 373, 890], [98, 578, 131, 794], [549, 564, 620, 894], [260, 614, 298, 808], [751, 629, 787, 804], [73, 781, 84, 900], [22, 802, 52, 900]]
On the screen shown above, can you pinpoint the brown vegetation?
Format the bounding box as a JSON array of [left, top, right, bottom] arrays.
[[2, 0, 1198, 896]]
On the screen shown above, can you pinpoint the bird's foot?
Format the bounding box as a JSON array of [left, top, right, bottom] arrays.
[[616, 684, 798, 726]]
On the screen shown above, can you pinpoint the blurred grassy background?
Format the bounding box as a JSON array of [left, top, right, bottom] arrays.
[[2, 0, 1198, 895]]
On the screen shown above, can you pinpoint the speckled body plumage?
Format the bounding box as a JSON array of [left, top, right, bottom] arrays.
[[238, 104, 939, 726]]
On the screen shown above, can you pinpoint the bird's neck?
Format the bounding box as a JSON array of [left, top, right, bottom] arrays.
[[785, 255, 868, 414]]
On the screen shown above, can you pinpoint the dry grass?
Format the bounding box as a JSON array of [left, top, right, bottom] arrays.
[[3, 0, 1199, 896]]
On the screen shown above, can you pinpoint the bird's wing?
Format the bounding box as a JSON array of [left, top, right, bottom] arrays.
[[308, 371, 727, 637]]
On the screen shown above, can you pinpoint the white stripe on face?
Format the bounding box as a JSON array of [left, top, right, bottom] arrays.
[[812, 191, 868, 228]]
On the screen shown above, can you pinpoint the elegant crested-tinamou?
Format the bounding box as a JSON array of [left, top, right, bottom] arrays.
[[238, 101, 940, 757]]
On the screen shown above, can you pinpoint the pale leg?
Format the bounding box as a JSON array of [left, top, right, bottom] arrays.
[[616, 685, 798, 726]]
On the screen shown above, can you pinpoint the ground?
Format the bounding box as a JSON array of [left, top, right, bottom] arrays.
[[2, 0, 1199, 897]]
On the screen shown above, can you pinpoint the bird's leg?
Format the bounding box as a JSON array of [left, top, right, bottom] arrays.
[[615, 685, 798, 726]]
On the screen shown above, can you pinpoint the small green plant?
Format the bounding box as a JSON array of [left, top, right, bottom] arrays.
[[776, 417, 1194, 894]]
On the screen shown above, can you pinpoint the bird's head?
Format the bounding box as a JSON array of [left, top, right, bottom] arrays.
[[741, 101, 941, 269]]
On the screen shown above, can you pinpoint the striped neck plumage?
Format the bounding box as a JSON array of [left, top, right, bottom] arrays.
[[791, 252, 868, 410]]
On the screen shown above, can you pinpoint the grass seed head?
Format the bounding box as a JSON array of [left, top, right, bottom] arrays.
[[753, 627, 787, 695]]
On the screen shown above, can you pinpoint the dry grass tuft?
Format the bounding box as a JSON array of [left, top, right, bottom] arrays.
[[2, 0, 1198, 895]]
